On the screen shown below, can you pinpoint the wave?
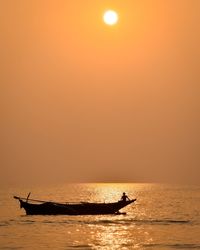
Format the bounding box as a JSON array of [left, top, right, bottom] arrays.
[[143, 243, 200, 249], [37, 218, 192, 227], [0, 217, 194, 227], [67, 245, 93, 249], [77, 218, 192, 226], [131, 219, 191, 225], [0, 221, 10, 227]]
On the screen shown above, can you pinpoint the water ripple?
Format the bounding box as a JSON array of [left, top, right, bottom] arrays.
[[1, 217, 192, 227], [144, 243, 200, 249], [67, 245, 93, 249]]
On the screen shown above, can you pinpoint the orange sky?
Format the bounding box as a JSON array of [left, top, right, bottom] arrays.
[[1, 0, 200, 185]]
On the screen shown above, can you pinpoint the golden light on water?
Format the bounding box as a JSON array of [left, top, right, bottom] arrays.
[[89, 183, 138, 203], [103, 10, 118, 25]]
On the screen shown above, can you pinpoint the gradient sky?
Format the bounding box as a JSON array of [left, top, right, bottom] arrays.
[[1, 0, 200, 186]]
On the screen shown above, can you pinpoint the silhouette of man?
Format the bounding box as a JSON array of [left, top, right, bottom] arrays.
[[121, 192, 130, 202]]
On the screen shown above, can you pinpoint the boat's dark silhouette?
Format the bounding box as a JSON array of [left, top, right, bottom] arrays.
[[13, 194, 136, 215]]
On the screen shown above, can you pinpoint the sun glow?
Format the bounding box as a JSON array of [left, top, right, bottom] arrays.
[[103, 10, 118, 26]]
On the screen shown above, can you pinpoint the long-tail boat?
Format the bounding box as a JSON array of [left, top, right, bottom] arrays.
[[14, 193, 136, 215]]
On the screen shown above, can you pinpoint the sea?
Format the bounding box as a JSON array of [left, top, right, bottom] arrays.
[[0, 183, 199, 250]]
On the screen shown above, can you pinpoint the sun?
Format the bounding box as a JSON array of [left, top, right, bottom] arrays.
[[103, 10, 118, 26]]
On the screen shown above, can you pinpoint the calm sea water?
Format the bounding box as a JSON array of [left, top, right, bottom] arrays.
[[0, 183, 199, 250]]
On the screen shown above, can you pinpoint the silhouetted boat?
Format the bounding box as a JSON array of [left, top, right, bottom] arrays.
[[13, 194, 136, 215]]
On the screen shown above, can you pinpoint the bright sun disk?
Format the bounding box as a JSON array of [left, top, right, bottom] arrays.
[[103, 10, 118, 26]]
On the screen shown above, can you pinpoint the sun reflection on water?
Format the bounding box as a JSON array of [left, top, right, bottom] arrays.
[[85, 183, 138, 203], [88, 221, 154, 249], [77, 183, 154, 249]]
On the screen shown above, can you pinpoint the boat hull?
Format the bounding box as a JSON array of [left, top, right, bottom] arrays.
[[18, 199, 136, 215]]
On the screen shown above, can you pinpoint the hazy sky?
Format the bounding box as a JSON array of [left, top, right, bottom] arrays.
[[1, 0, 200, 186]]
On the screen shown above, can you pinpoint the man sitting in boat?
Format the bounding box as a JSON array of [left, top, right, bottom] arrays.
[[121, 192, 130, 202]]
